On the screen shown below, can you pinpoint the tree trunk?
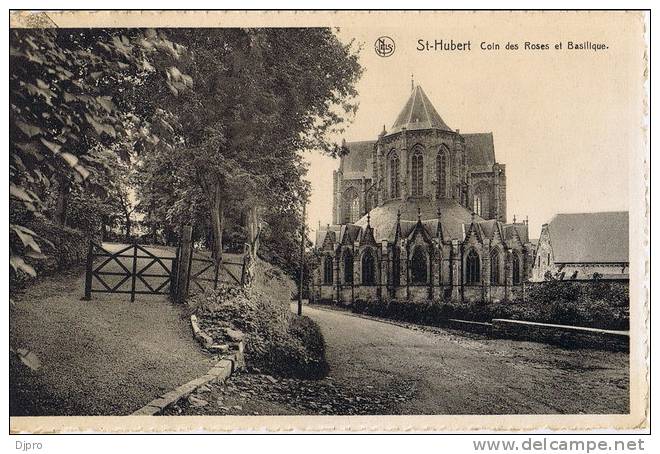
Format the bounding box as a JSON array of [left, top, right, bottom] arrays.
[[125, 215, 132, 242], [53, 177, 69, 225], [243, 205, 262, 287], [209, 182, 224, 266], [247, 206, 262, 258], [149, 208, 158, 244]]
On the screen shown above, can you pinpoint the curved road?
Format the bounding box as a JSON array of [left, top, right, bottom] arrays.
[[302, 305, 628, 415]]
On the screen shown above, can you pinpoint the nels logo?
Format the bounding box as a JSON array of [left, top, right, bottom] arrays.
[[375, 36, 395, 57]]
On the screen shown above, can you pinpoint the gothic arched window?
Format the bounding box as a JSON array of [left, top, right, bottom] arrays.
[[343, 249, 354, 284], [342, 187, 359, 223], [436, 147, 448, 198], [391, 247, 401, 287], [512, 253, 521, 285], [437, 250, 443, 284], [490, 248, 501, 285], [473, 194, 482, 217], [466, 249, 481, 285], [411, 245, 428, 284], [361, 249, 376, 286], [350, 197, 360, 224], [389, 152, 400, 199], [323, 255, 334, 285], [411, 151, 424, 197], [365, 193, 374, 213], [472, 184, 490, 219]]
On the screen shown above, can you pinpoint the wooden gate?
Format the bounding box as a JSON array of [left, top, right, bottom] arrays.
[[187, 250, 246, 296], [188, 251, 218, 295], [83, 242, 178, 302], [83, 227, 250, 303]]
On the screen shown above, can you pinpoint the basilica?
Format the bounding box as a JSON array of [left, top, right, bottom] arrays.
[[312, 82, 535, 304]]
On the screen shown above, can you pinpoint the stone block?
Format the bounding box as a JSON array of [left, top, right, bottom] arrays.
[[224, 328, 245, 342], [131, 404, 162, 416], [196, 331, 214, 348], [190, 315, 201, 335], [208, 343, 229, 354]]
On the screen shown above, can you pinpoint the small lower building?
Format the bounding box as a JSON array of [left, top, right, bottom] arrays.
[[531, 211, 629, 281]]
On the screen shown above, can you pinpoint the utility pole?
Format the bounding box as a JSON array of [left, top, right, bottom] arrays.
[[298, 202, 306, 316]]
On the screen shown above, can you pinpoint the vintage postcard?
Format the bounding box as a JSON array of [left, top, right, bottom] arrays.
[[8, 10, 649, 433]]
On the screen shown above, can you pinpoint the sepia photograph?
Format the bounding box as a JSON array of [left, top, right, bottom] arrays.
[[7, 9, 649, 434]]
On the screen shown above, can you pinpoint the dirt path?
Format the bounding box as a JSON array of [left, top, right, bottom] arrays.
[[10, 244, 216, 416]]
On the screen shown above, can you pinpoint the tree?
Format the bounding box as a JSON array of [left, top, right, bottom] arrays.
[[136, 28, 362, 279], [9, 28, 190, 277]]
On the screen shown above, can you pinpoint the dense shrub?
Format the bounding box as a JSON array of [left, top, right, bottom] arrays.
[[347, 280, 629, 331], [268, 315, 329, 379], [190, 259, 328, 379], [10, 217, 91, 289]]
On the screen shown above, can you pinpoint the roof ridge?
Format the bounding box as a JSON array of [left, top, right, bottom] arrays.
[[553, 211, 628, 217], [462, 131, 494, 136], [406, 86, 417, 125], [418, 86, 433, 127], [345, 139, 377, 144]]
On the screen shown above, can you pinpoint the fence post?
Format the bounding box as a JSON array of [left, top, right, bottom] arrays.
[[213, 260, 220, 290], [170, 245, 180, 300], [130, 244, 138, 302], [82, 240, 94, 300], [176, 225, 193, 303], [240, 255, 247, 287]]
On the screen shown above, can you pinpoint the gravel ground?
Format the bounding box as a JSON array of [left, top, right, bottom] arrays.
[[10, 244, 216, 416], [306, 304, 629, 415], [164, 369, 417, 416], [171, 303, 629, 416]]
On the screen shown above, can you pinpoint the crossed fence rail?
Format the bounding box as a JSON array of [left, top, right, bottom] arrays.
[[187, 250, 245, 295], [83, 242, 179, 302], [83, 239, 247, 302]]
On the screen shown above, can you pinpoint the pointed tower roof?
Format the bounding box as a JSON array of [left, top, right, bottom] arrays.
[[388, 84, 453, 135]]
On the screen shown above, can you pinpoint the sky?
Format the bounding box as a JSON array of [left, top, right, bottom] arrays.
[[303, 12, 644, 242]]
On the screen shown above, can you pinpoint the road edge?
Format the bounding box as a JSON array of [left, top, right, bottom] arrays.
[[130, 316, 245, 416]]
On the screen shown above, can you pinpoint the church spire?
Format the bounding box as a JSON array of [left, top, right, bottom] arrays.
[[389, 82, 452, 135], [411, 73, 415, 91]]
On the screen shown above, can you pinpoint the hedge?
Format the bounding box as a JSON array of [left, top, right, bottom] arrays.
[[346, 281, 629, 331]]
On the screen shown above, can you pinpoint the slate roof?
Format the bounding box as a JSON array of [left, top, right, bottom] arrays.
[[463, 132, 496, 173], [388, 85, 453, 136], [316, 201, 531, 249], [504, 223, 530, 244], [477, 219, 499, 240], [342, 224, 363, 244], [546, 212, 629, 263], [339, 140, 375, 179], [315, 224, 341, 248], [354, 197, 480, 242]]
